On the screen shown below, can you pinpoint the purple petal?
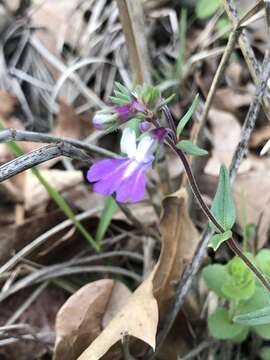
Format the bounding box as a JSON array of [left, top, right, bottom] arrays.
[[91, 159, 132, 196], [116, 166, 148, 203], [87, 159, 126, 182]]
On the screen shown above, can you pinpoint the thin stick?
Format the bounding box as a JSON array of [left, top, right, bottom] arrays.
[[0, 128, 119, 159], [0, 143, 90, 183], [196, 27, 241, 145]]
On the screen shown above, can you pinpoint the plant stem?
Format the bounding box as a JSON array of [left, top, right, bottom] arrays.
[[163, 111, 270, 293]]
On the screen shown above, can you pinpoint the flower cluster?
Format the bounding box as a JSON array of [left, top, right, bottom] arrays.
[[87, 84, 168, 203]]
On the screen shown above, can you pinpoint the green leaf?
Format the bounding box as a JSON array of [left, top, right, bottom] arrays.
[[196, 0, 222, 19], [208, 230, 232, 251], [96, 197, 118, 243], [210, 164, 235, 232], [158, 93, 175, 109], [0, 122, 99, 252], [208, 308, 247, 340], [255, 249, 270, 277], [176, 140, 208, 156], [109, 96, 129, 105], [259, 347, 270, 360], [202, 264, 229, 297], [115, 82, 130, 95], [222, 256, 255, 301], [234, 306, 270, 326], [176, 94, 199, 137]]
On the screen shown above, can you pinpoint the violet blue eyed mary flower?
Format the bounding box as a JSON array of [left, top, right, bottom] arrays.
[[87, 127, 166, 203], [92, 99, 141, 130]]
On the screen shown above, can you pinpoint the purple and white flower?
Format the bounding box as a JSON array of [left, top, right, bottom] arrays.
[[87, 127, 166, 203], [92, 100, 142, 130]]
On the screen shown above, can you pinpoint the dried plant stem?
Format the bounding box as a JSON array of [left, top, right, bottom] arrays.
[[224, 0, 270, 119], [196, 27, 241, 145], [0, 128, 119, 159], [0, 143, 90, 183]]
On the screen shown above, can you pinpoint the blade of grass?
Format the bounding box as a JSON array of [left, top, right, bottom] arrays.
[[96, 196, 118, 243], [0, 122, 99, 252]]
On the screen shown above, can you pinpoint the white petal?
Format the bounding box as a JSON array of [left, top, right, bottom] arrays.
[[123, 161, 138, 178], [120, 128, 136, 157], [260, 139, 270, 156], [135, 135, 155, 163]]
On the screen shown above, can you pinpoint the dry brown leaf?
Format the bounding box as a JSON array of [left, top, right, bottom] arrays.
[[250, 125, 270, 148], [153, 189, 199, 314], [56, 188, 198, 360], [23, 169, 83, 212], [77, 272, 158, 360], [54, 280, 132, 360], [54, 100, 92, 140], [205, 109, 242, 176], [213, 88, 252, 114]]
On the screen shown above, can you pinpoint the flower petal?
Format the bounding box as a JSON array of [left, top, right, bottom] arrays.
[[87, 159, 126, 182], [120, 128, 136, 157], [116, 166, 148, 203], [135, 135, 155, 163]]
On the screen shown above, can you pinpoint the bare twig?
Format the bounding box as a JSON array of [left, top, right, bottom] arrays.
[[223, 0, 270, 119], [0, 143, 90, 182], [0, 129, 119, 159], [0, 265, 141, 302]]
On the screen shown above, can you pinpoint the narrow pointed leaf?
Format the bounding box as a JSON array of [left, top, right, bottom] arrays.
[[208, 230, 232, 251], [210, 164, 236, 231], [176, 94, 199, 137], [96, 197, 118, 243], [176, 140, 208, 156], [158, 94, 175, 109]]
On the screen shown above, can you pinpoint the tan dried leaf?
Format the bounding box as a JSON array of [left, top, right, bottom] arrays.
[[205, 109, 242, 175], [54, 280, 132, 360], [70, 189, 199, 359], [23, 169, 83, 212]]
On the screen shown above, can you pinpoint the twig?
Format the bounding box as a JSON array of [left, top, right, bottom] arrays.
[[230, 47, 270, 179], [223, 0, 270, 119], [196, 28, 241, 145], [0, 207, 103, 275], [0, 265, 141, 302], [0, 143, 90, 182], [0, 128, 119, 159]]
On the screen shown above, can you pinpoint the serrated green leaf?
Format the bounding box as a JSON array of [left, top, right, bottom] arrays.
[[208, 230, 232, 251], [176, 140, 208, 156], [222, 256, 255, 301], [208, 308, 247, 340], [202, 264, 229, 297], [234, 306, 270, 326], [96, 197, 118, 243], [176, 94, 199, 138], [210, 164, 235, 232], [196, 0, 222, 19]]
